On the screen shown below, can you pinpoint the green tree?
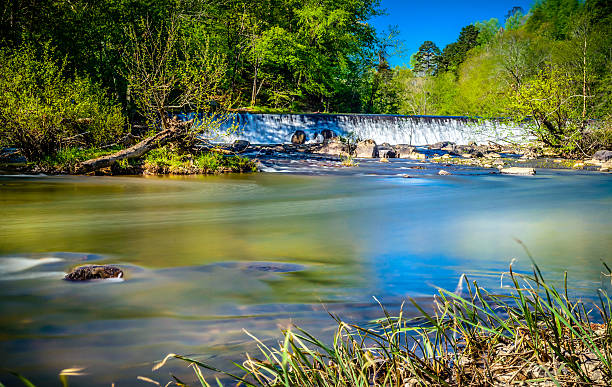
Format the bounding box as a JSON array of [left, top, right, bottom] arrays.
[[412, 41, 440, 76], [525, 0, 581, 39], [474, 18, 501, 46], [0, 43, 125, 160], [438, 25, 480, 73], [507, 66, 583, 150], [504, 6, 526, 31]]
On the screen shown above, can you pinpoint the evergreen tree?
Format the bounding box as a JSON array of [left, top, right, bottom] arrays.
[[413, 41, 441, 76], [438, 25, 480, 73]]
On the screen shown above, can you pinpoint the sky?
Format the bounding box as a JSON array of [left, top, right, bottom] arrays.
[[371, 0, 535, 67]]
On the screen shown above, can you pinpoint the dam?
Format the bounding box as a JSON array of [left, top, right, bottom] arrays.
[[219, 113, 525, 145]]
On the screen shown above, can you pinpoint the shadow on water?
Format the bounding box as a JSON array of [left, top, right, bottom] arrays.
[[0, 169, 610, 385]]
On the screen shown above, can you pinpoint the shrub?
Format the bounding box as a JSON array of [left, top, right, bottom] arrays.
[[0, 43, 125, 160]]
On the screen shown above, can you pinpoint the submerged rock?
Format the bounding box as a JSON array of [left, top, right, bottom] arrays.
[[64, 265, 123, 281], [501, 167, 536, 175]]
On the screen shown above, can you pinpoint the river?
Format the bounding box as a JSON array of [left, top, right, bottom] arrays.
[[1, 161, 611, 385]]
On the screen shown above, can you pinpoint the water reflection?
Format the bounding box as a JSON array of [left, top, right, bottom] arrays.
[[0, 170, 610, 385]]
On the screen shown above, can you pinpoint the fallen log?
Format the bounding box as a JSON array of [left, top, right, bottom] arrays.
[[76, 118, 192, 173]]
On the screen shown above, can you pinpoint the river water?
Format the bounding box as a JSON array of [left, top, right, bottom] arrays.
[[1, 160, 611, 386]]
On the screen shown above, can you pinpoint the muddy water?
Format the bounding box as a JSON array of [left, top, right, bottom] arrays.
[[1, 164, 610, 385]]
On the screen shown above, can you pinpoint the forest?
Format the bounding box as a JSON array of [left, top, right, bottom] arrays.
[[0, 0, 611, 161]]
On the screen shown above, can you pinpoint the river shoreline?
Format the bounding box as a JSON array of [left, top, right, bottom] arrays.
[[2, 139, 611, 176]]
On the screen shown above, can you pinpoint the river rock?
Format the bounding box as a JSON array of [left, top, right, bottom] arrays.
[[438, 169, 451, 175], [232, 140, 250, 152], [354, 139, 378, 158], [291, 130, 307, 144], [404, 152, 426, 160], [378, 147, 397, 158], [394, 144, 416, 157], [314, 138, 348, 157], [64, 265, 123, 281], [593, 150, 612, 162], [320, 129, 336, 140], [501, 167, 536, 175], [429, 141, 455, 150]]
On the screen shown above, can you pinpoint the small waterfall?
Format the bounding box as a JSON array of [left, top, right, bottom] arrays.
[[219, 113, 524, 145]]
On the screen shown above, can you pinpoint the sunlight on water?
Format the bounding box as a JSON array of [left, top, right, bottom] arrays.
[[0, 171, 610, 385]]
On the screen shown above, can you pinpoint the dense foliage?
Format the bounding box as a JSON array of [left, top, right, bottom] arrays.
[[391, 0, 612, 153], [0, 44, 125, 160], [0, 0, 610, 158]]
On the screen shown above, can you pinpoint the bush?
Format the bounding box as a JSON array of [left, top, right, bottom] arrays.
[[0, 43, 125, 160]]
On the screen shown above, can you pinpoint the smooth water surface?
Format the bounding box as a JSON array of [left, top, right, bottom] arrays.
[[1, 165, 611, 385]]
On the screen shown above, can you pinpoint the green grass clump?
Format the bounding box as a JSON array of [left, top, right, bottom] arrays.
[[341, 155, 359, 167], [154, 258, 612, 386], [144, 146, 257, 174]]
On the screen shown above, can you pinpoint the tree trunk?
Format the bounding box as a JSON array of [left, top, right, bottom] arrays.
[[76, 118, 192, 173]]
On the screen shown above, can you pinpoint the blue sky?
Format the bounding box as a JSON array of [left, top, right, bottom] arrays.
[[371, 0, 534, 67]]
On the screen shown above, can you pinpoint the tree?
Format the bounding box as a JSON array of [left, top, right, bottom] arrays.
[[412, 41, 440, 76], [77, 15, 231, 172], [525, 0, 581, 39], [474, 18, 501, 46], [507, 66, 584, 151], [504, 6, 526, 31], [0, 43, 125, 160], [438, 25, 480, 73]]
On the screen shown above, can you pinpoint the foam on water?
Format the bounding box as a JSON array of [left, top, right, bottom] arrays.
[[0, 257, 64, 275]]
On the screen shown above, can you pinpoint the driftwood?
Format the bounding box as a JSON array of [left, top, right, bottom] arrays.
[[76, 118, 193, 173]]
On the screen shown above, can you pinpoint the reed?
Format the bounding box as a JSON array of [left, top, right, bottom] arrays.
[[154, 259, 612, 386]]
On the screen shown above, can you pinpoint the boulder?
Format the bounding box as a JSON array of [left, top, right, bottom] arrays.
[[501, 167, 536, 175], [232, 140, 250, 152], [593, 150, 612, 162], [438, 169, 451, 175], [313, 139, 348, 157], [354, 139, 379, 158], [394, 144, 416, 158], [404, 152, 426, 160], [291, 130, 307, 144], [65, 265, 123, 281], [378, 148, 397, 158], [320, 129, 336, 141], [430, 141, 455, 150]]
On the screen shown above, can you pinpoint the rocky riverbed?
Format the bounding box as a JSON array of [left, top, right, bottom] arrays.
[[217, 137, 612, 175], [2, 138, 611, 176]]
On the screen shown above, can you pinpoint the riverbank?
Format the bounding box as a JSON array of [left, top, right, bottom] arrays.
[[0, 145, 258, 176]]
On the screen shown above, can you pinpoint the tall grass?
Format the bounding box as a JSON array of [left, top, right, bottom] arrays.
[[154, 260, 612, 386]]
